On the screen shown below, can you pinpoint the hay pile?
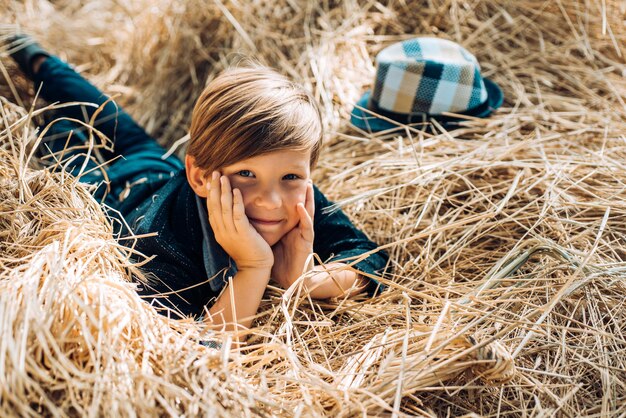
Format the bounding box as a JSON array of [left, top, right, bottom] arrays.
[[1, 0, 625, 416]]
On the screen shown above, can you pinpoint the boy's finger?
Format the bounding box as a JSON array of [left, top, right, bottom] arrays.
[[297, 202, 314, 242], [207, 171, 223, 231], [219, 175, 236, 233], [232, 188, 249, 233], [305, 182, 315, 220]]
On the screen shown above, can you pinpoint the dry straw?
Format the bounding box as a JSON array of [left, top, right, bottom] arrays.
[[1, 0, 626, 416]]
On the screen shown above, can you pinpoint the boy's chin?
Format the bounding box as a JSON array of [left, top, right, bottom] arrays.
[[259, 231, 282, 247]]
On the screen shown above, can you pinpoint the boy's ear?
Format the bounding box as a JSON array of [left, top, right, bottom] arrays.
[[185, 154, 209, 198]]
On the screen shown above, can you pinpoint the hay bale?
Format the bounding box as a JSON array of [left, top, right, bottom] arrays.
[[1, 0, 626, 416]]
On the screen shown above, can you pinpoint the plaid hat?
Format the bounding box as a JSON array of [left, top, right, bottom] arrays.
[[351, 37, 503, 132]]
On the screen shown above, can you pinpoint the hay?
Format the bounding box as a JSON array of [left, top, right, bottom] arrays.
[[1, 0, 626, 416]]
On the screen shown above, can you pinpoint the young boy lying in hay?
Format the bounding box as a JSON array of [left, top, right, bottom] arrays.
[[8, 35, 388, 332]]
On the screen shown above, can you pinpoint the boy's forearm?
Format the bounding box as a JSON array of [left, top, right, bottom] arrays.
[[206, 267, 271, 331], [303, 262, 368, 299]]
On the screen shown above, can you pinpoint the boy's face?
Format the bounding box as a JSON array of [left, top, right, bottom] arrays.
[[220, 149, 312, 246]]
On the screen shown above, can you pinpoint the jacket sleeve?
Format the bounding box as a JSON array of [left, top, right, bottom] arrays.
[[312, 185, 388, 296], [135, 259, 219, 319]]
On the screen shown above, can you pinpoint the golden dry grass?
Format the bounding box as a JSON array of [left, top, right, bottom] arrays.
[[1, 0, 626, 416]]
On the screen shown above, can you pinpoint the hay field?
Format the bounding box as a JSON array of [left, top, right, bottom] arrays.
[[1, 0, 626, 416]]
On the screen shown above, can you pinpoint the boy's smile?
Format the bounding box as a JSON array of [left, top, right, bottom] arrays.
[[248, 218, 283, 226], [220, 149, 312, 246]]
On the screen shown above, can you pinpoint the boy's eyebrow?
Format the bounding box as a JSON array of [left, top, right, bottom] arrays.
[[248, 162, 309, 170], [228, 163, 307, 169], [282, 164, 308, 170]]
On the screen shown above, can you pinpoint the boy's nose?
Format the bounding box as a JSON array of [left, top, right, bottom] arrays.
[[254, 188, 282, 210]]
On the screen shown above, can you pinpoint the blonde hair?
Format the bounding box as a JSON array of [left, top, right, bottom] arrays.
[[188, 66, 322, 174]]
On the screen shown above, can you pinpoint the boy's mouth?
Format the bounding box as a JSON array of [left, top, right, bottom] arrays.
[[249, 217, 283, 226]]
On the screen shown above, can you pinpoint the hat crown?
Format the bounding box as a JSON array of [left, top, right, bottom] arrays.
[[371, 37, 489, 115], [378, 37, 479, 66]]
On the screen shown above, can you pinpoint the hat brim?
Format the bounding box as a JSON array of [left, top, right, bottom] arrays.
[[350, 91, 403, 132], [473, 77, 504, 118], [350, 77, 504, 133]]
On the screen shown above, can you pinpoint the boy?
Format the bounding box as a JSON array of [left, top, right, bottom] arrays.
[[9, 35, 388, 331]]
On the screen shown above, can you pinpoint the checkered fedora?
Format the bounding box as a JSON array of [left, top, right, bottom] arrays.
[[351, 37, 503, 131]]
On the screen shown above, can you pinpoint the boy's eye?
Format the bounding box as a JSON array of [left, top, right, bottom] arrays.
[[237, 170, 254, 178], [283, 174, 301, 180]]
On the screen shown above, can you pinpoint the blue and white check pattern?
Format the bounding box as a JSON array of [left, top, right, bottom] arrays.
[[371, 38, 489, 115]]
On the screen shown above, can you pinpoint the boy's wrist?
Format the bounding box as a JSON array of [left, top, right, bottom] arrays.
[[237, 264, 272, 277], [233, 254, 274, 273]]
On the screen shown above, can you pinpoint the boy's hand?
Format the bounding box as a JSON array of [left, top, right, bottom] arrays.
[[207, 171, 274, 271], [271, 182, 315, 288]]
